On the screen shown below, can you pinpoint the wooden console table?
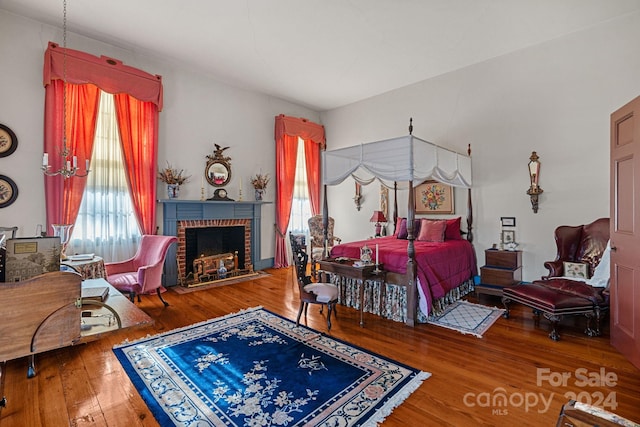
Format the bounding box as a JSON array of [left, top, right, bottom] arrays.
[[317, 258, 385, 327]]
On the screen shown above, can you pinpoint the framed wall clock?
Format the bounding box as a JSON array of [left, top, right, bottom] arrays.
[[0, 175, 18, 208], [0, 124, 18, 157]]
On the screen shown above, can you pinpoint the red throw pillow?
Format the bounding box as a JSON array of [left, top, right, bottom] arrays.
[[445, 217, 463, 240], [417, 219, 446, 242]]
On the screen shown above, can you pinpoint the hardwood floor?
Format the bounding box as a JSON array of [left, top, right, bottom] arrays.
[[1, 268, 639, 426]]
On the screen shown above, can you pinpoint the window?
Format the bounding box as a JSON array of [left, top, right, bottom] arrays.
[[288, 137, 312, 236], [70, 91, 141, 261]]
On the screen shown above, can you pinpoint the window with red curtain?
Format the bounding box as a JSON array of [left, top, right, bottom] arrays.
[[288, 138, 313, 236], [72, 91, 144, 261], [43, 42, 163, 256], [274, 115, 325, 267]]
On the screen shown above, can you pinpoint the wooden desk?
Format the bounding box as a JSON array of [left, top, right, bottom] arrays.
[[0, 271, 152, 406], [79, 278, 153, 342], [317, 258, 385, 326]]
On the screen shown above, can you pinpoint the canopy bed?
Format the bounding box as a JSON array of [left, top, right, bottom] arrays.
[[320, 125, 475, 326]]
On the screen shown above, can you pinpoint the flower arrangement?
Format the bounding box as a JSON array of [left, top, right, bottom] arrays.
[[251, 173, 270, 191], [158, 162, 191, 185]]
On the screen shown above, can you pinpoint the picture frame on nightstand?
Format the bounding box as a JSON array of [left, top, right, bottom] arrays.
[[501, 230, 515, 244]]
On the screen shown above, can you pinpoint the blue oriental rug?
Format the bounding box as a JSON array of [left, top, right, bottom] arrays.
[[113, 307, 429, 426]]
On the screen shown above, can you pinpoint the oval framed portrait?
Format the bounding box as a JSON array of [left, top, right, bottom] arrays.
[[0, 175, 18, 208], [0, 124, 18, 158]]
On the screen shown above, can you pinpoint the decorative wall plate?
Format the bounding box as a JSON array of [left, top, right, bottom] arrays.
[[0, 124, 18, 157], [0, 175, 18, 208]]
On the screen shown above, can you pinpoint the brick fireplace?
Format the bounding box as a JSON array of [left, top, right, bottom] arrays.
[[160, 199, 270, 286], [177, 218, 251, 285]]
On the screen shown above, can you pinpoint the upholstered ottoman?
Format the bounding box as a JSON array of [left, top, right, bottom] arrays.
[[502, 279, 608, 341]]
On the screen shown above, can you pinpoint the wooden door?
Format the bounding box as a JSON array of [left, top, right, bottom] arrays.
[[610, 95, 640, 369]]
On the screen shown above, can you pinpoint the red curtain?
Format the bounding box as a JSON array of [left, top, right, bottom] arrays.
[[44, 81, 100, 231], [274, 133, 299, 267], [44, 42, 163, 108], [304, 138, 321, 215], [274, 115, 325, 267], [43, 42, 163, 234], [114, 94, 158, 234]]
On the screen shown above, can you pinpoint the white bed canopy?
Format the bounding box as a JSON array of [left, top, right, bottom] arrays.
[[322, 135, 472, 188]]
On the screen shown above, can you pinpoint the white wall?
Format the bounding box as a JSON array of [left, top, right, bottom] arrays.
[[4, 9, 640, 278], [0, 10, 319, 262], [320, 11, 640, 281]]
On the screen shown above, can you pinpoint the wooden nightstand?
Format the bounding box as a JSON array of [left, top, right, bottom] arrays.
[[476, 249, 522, 297]]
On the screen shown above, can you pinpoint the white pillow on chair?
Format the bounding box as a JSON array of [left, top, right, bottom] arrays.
[[303, 283, 338, 303], [587, 241, 611, 288]]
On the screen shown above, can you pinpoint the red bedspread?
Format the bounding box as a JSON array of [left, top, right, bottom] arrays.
[[330, 236, 477, 314]]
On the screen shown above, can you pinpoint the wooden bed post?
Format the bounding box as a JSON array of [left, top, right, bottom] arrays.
[[466, 144, 473, 243], [405, 119, 417, 326], [406, 180, 417, 327], [322, 184, 329, 258], [393, 181, 398, 233]]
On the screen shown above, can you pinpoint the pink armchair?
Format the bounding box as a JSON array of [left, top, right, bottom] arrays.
[[104, 235, 177, 306]]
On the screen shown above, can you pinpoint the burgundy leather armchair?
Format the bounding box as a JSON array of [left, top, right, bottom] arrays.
[[542, 217, 610, 279], [503, 218, 610, 341]]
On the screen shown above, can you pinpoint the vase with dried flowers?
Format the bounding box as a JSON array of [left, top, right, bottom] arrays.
[[158, 162, 191, 199], [251, 173, 270, 201]]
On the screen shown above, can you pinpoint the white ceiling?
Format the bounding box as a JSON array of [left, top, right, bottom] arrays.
[[2, 0, 640, 111]]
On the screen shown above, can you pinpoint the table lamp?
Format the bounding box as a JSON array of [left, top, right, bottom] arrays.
[[370, 210, 387, 237]]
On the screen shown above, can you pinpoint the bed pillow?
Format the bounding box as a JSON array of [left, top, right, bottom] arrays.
[[396, 218, 421, 239], [393, 217, 403, 237], [417, 219, 446, 242], [445, 217, 463, 240], [413, 219, 421, 237], [563, 261, 590, 279], [396, 218, 407, 238]]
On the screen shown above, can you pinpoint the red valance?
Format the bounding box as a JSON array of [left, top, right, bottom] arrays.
[[274, 114, 325, 149], [43, 42, 163, 111]]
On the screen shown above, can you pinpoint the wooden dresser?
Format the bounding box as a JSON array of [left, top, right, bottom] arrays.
[[476, 249, 522, 297]]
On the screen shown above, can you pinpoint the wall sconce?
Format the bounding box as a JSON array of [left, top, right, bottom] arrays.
[[353, 182, 362, 211], [526, 151, 543, 213], [370, 210, 387, 237]]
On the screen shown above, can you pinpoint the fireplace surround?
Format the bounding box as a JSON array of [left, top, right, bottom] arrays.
[[160, 199, 270, 286]]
